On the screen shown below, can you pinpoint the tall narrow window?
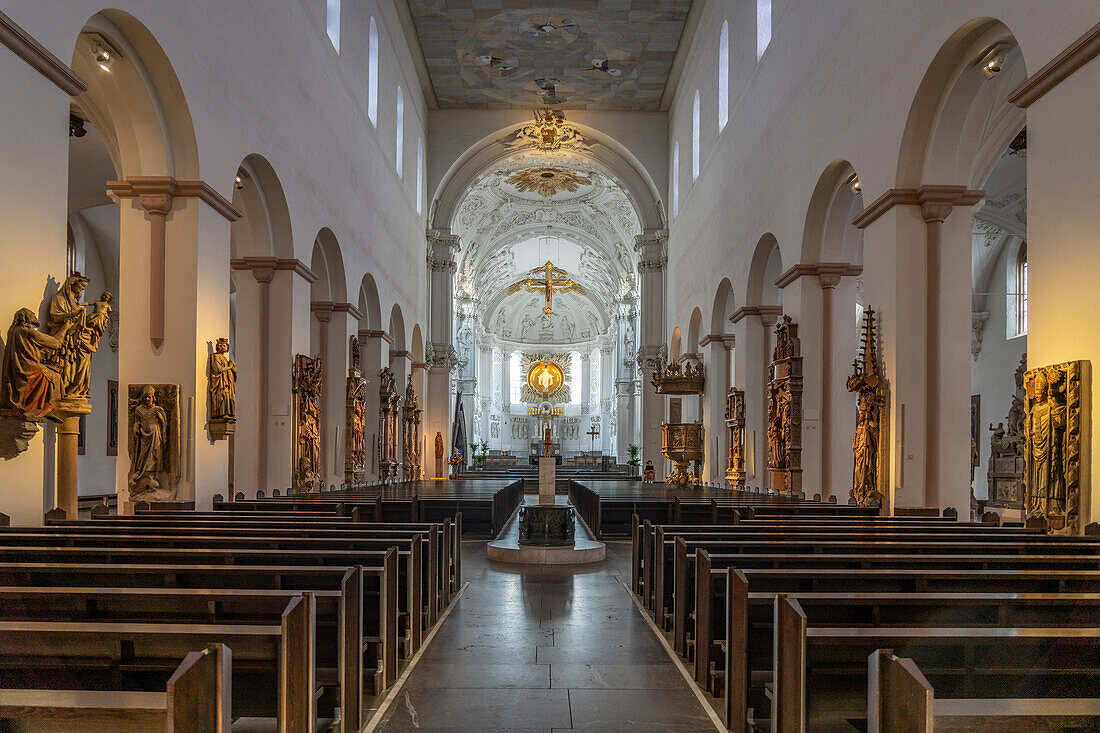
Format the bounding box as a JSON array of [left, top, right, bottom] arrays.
[[692, 90, 701, 182], [396, 86, 404, 177], [590, 347, 601, 405], [326, 0, 340, 52], [509, 352, 522, 403], [756, 0, 772, 60], [718, 21, 729, 133], [672, 141, 680, 219], [367, 17, 379, 126], [570, 352, 582, 405], [1016, 242, 1028, 336], [416, 138, 424, 215]]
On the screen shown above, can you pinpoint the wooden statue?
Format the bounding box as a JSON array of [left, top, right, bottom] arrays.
[[208, 338, 236, 440], [344, 336, 367, 484], [434, 431, 444, 478], [127, 384, 181, 502], [725, 387, 746, 489], [0, 308, 71, 421], [1024, 361, 1087, 534], [378, 367, 399, 481], [846, 309, 888, 508], [402, 375, 422, 479], [293, 354, 323, 490], [44, 274, 111, 401], [766, 315, 803, 493]]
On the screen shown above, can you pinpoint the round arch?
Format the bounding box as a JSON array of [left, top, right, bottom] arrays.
[[231, 154, 293, 260], [686, 307, 703, 355], [389, 303, 407, 352], [710, 277, 736, 335], [746, 234, 783, 308], [357, 274, 382, 332]]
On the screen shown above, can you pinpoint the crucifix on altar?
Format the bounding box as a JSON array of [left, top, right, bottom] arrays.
[[587, 422, 600, 453], [509, 260, 584, 317]]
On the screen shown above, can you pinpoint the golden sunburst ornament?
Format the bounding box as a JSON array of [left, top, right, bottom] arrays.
[[506, 168, 592, 198]]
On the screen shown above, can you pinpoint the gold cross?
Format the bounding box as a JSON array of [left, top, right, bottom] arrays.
[[508, 261, 584, 317]]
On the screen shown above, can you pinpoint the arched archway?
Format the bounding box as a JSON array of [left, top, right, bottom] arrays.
[[702, 278, 737, 484], [310, 229, 349, 489], [357, 274, 385, 479]]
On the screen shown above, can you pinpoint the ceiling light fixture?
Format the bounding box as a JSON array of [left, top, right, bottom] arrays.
[[91, 40, 115, 72], [845, 173, 861, 194], [977, 43, 1011, 79]]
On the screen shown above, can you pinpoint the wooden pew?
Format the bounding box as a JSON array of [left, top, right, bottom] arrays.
[[868, 648, 1100, 732], [0, 595, 317, 732], [705, 564, 1100, 731], [773, 596, 1100, 732], [0, 643, 230, 732]]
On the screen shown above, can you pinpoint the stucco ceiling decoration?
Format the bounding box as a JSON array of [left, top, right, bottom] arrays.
[[506, 168, 592, 198], [407, 2, 692, 110]]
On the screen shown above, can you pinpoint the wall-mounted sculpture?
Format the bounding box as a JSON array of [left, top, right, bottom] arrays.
[[0, 308, 70, 458], [846, 310, 888, 508], [1024, 360, 1089, 534], [378, 367, 399, 481], [987, 353, 1027, 509], [45, 274, 111, 401], [208, 338, 237, 440], [402, 374, 422, 479], [766, 316, 803, 493], [127, 384, 181, 502], [345, 336, 367, 485], [724, 387, 746, 490], [292, 354, 323, 490]]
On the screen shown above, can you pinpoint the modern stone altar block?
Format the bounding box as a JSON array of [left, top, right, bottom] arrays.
[[538, 456, 556, 504], [518, 504, 576, 546]]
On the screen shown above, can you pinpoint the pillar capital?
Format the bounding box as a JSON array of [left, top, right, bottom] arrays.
[[107, 176, 242, 222], [426, 342, 458, 372], [729, 305, 783, 326], [426, 229, 461, 271], [774, 262, 862, 289], [851, 185, 984, 229], [358, 329, 395, 345], [700, 333, 736, 349], [634, 230, 668, 272], [310, 302, 334, 323], [231, 257, 318, 283]]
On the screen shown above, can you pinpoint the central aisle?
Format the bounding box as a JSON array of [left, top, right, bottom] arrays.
[[372, 541, 719, 732]]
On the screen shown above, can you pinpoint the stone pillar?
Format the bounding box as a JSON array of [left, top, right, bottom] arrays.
[[109, 178, 241, 511], [311, 302, 332, 486], [701, 334, 735, 484], [426, 230, 460, 477], [390, 348, 412, 478], [854, 186, 982, 514], [635, 231, 668, 480], [359, 329, 391, 480]]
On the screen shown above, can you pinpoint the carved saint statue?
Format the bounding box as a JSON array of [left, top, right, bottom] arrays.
[[767, 383, 789, 468], [46, 274, 110, 400], [129, 385, 171, 499], [0, 308, 72, 420], [208, 338, 237, 420], [1027, 370, 1067, 517], [293, 355, 323, 488], [852, 396, 878, 497]]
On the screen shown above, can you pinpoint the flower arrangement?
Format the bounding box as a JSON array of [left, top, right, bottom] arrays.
[[449, 450, 465, 466]]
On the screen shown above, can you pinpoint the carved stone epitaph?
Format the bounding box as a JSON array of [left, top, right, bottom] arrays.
[[208, 337, 237, 440], [767, 316, 803, 493], [725, 387, 746, 489], [1024, 361, 1089, 534], [846, 310, 889, 508], [402, 375, 422, 479], [127, 384, 181, 502], [345, 337, 367, 485], [378, 367, 400, 481], [292, 354, 323, 490], [987, 353, 1027, 509]]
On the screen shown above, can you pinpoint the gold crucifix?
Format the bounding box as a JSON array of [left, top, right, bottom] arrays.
[[508, 261, 584, 317]]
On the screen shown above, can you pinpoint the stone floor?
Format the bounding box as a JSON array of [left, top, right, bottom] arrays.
[[371, 540, 719, 732]]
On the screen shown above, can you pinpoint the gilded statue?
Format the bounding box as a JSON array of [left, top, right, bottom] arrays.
[[846, 310, 887, 508], [127, 384, 180, 501], [0, 308, 72, 421], [402, 375, 422, 478], [1024, 361, 1086, 534], [765, 316, 803, 493], [208, 338, 237, 440], [378, 367, 399, 481], [345, 338, 367, 484], [293, 354, 323, 489]]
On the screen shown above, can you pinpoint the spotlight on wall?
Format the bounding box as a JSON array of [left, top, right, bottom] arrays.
[[84, 33, 121, 73], [846, 173, 861, 195], [977, 43, 1011, 79], [234, 170, 248, 190]]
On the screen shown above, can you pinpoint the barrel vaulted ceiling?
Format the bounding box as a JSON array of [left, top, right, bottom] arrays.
[[406, 1, 693, 110]]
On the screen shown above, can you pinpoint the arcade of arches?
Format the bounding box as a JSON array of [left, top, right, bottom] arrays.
[[1, 1, 1100, 729]]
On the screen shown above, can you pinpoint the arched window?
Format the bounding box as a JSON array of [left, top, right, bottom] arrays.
[[367, 17, 379, 126], [326, 0, 340, 52], [1016, 242, 1028, 336], [509, 352, 522, 403], [672, 141, 680, 219], [756, 0, 771, 60], [718, 21, 729, 133], [416, 138, 424, 215], [590, 347, 601, 405], [396, 86, 404, 177], [692, 90, 701, 182], [570, 352, 582, 405]]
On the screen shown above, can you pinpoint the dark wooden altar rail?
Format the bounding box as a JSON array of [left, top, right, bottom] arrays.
[[491, 481, 525, 537], [772, 597, 1100, 733], [567, 480, 601, 539], [38, 519, 448, 626], [0, 556, 397, 724], [0, 542, 420, 675], [0, 596, 316, 732], [868, 648, 1100, 732], [0, 643, 230, 733], [0, 585, 359, 730], [698, 565, 1100, 731]]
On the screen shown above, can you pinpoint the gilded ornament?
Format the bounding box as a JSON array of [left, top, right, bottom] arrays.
[[506, 168, 591, 198], [345, 336, 367, 484], [507, 261, 584, 317], [766, 315, 803, 493], [293, 354, 323, 490], [846, 310, 888, 508]]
